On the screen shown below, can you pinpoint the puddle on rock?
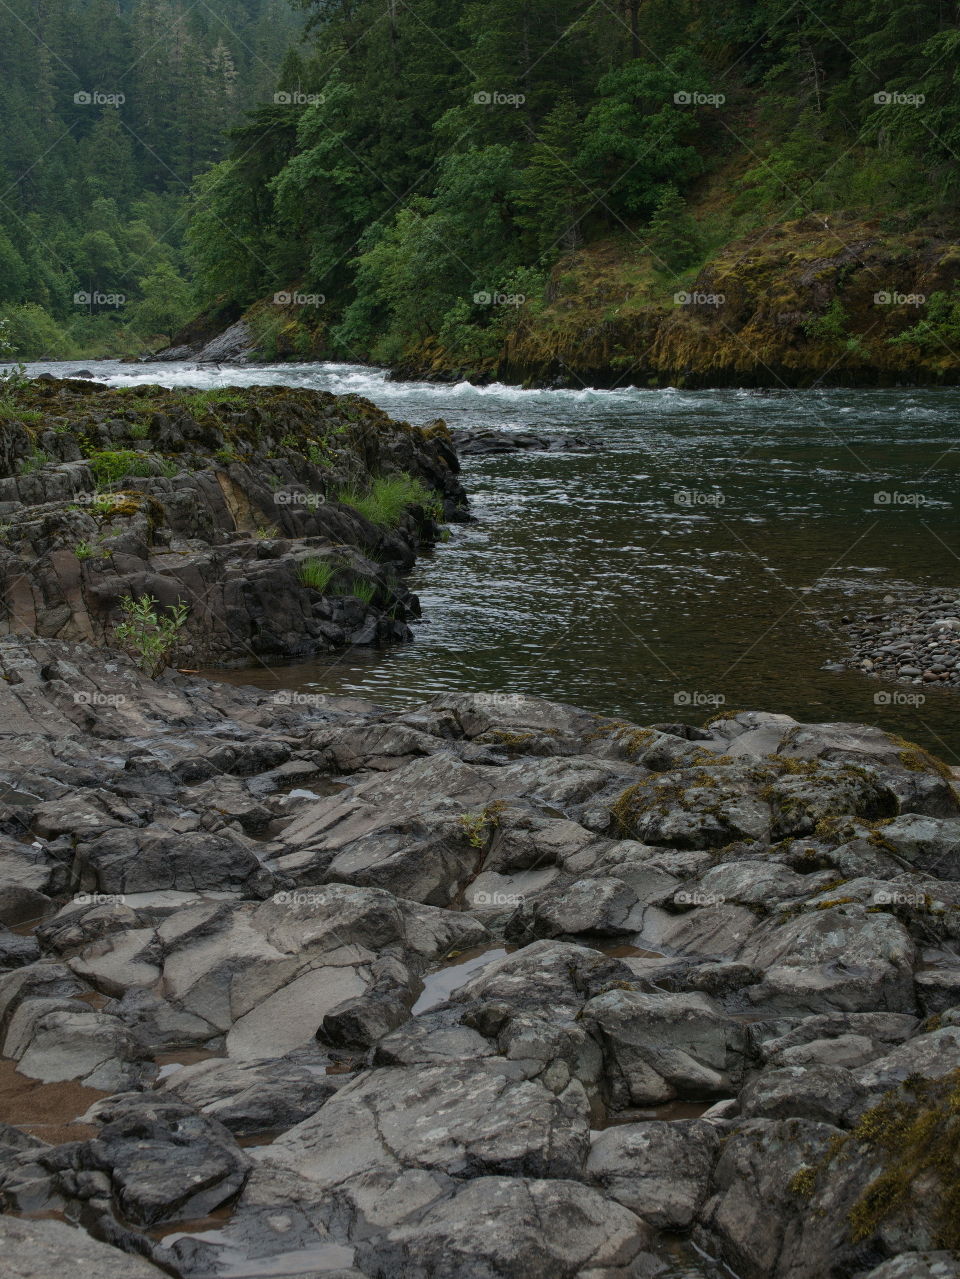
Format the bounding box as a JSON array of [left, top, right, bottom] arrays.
[[75, 991, 109, 1011], [153, 1218, 356, 1278], [593, 942, 667, 960], [154, 1048, 225, 1081], [412, 944, 513, 1015], [593, 1098, 729, 1129], [0, 1057, 105, 1143], [658, 1235, 742, 1278], [235, 1130, 283, 1149], [8, 910, 55, 937], [148, 1205, 235, 1241], [282, 782, 345, 800]]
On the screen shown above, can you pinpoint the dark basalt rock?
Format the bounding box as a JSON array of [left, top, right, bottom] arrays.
[[0, 649, 957, 1277], [0, 379, 466, 665]]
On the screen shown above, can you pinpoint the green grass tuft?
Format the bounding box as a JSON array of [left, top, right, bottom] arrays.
[[337, 472, 437, 527], [298, 557, 337, 591], [0, 396, 43, 425]]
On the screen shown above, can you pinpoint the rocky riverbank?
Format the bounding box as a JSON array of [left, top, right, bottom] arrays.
[[147, 219, 960, 391], [0, 378, 464, 665], [838, 589, 960, 690], [0, 637, 959, 1277]]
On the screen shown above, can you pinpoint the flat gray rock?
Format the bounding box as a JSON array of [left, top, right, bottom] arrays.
[[0, 1215, 166, 1276]]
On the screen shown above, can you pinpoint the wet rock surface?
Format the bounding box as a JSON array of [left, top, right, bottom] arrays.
[[449, 427, 599, 455], [0, 647, 958, 1275]]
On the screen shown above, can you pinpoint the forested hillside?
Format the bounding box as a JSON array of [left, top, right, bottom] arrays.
[[182, 0, 960, 382], [0, 0, 300, 357], [4, 0, 960, 381]]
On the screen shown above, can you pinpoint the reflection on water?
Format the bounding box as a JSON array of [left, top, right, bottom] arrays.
[[25, 360, 960, 759]]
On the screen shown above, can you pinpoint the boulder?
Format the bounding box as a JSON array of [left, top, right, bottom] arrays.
[[586, 1119, 720, 1227]]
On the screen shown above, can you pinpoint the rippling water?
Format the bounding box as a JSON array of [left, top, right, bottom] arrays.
[[26, 360, 960, 759]]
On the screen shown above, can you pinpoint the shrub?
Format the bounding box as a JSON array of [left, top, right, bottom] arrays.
[[114, 593, 188, 677], [88, 449, 162, 486], [0, 397, 43, 425], [336, 577, 376, 604]]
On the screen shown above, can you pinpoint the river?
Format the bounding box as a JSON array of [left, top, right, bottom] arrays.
[[25, 360, 960, 760]]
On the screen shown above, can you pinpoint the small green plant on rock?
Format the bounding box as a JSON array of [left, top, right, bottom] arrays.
[[88, 449, 152, 487], [459, 801, 506, 849], [337, 473, 437, 528], [178, 388, 243, 415], [114, 593, 189, 677], [0, 397, 42, 425], [298, 558, 337, 591], [74, 541, 94, 560], [17, 448, 49, 474]]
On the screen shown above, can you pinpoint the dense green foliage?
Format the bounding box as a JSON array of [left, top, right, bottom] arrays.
[[3, 0, 960, 364], [183, 0, 960, 367], [0, 0, 300, 356]]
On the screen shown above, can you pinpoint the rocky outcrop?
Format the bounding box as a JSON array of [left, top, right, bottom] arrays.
[[0, 640, 958, 1275], [0, 380, 465, 664]]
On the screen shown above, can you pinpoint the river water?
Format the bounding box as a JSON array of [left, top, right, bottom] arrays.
[[26, 360, 960, 760]]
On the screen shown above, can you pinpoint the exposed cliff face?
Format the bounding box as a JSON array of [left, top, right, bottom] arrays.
[[0, 379, 465, 664], [391, 219, 960, 388]]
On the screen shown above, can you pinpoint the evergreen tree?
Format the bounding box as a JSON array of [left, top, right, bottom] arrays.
[[516, 95, 587, 257], [646, 185, 701, 272]]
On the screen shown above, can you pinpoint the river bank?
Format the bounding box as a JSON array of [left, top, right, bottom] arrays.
[[0, 635, 960, 1278], [0, 376, 958, 1275], [145, 218, 960, 392]]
